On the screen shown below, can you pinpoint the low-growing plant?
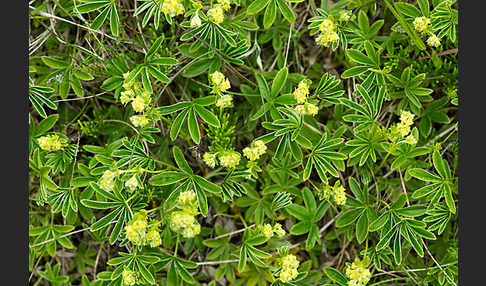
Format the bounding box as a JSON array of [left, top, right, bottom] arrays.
[[29, 0, 458, 285]]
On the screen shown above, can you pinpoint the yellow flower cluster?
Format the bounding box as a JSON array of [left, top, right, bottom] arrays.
[[427, 34, 441, 47], [219, 152, 241, 168], [209, 71, 233, 108], [345, 260, 371, 286], [261, 223, 273, 238], [37, 134, 64, 152], [161, 0, 185, 18], [391, 110, 417, 143], [216, 93, 233, 108], [170, 190, 201, 238], [124, 175, 138, 192], [203, 152, 217, 168], [130, 115, 149, 128], [295, 102, 319, 116], [293, 80, 319, 116], [122, 267, 137, 286], [120, 76, 152, 114], [208, 0, 231, 24], [208, 5, 225, 24], [99, 170, 117, 192], [243, 140, 267, 161], [278, 254, 300, 282], [413, 17, 431, 33], [339, 10, 352, 22], [210, 71, 231, 93], [316, 17, 339, 47], [318, 181, 347, 205], [293, 80, 310, 104], [259, 223, 286, 239], [125, 210, 162, 247]]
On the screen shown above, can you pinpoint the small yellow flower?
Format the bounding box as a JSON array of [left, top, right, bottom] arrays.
[[161, 0, 185, 17], [333, 186, 347, 205], [131, 96, 146, 113], [208, 4, 224, 24], [413, 17, 431, 33], [130, 115, 149, 128], [319, 18, 335, 32], [339, 10, 352, 22], [181, 223, 201, 238], [178, 190, 197, 206], [37, 134, 64, 152], [273, 223, 286, 238], [427, 34, 441, 47], [305, 102, 319, 116], [125, 219, 148, 246], [219, 152, 241, 168], [146, 229, 162, 247], [404, 134, 417, 145], [399, 110, 414, 126], [294, 104, 306, 115], [396, 122, 411, 137], [293, 80, 310, 104], [124, 175, 138, 192], [203, 152, 217, 168], [262, 223, 274, 238], [216, 93, 233, 108], [217, 0, 232, 11], [122, 267, 137, 286], [170, 211, 195, 230], [345, 259, 371, 286], [281, 254, 300, 269], [210, 71, 225, 86], [100, 170, 117, 192]]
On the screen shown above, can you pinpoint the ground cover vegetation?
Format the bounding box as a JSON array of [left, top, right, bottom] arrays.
[[28, 0, 458, 285]]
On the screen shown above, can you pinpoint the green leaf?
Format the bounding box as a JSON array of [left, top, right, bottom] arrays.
[[247, 0, 271, 15], [356, 212, 369, 244], [137, 260, 155, 284], [173, 146, 194, 175], [149, 172, 189, 186], [170, 108, 190, 140], [194, 105, 220, 127], [286, 204, 311, 221], [146, 36, 165, 60], [394, 206, 427, 217], [109, 5, 119, 36], [263, 0, 277, 29], [194, 183, 208, 217], [290, 221, 312, 235], [34, 114, 59, 137], [41, 57, 69, 69], [336, 208, 363, 227], [276, 0, 296, 23], [395, 3, 422, 18], [194, 175, 221, 193], [187, 107, 201, 144], [408, 168, 442, 182], [346, 49, 374, 66], [271, 67, 288, 98], [90, 5, 110, 30], [323, 267, 348, 286]]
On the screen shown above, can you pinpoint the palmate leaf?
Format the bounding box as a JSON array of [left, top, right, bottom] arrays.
[[80, 182, 145, 244], [303, 133, 346, 183], [238, 228, 272, 272], [158, 97, 220, 143], [77, 1, 120, 36], [148, 146, 221, 216], [409, 151, 456, 213]]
